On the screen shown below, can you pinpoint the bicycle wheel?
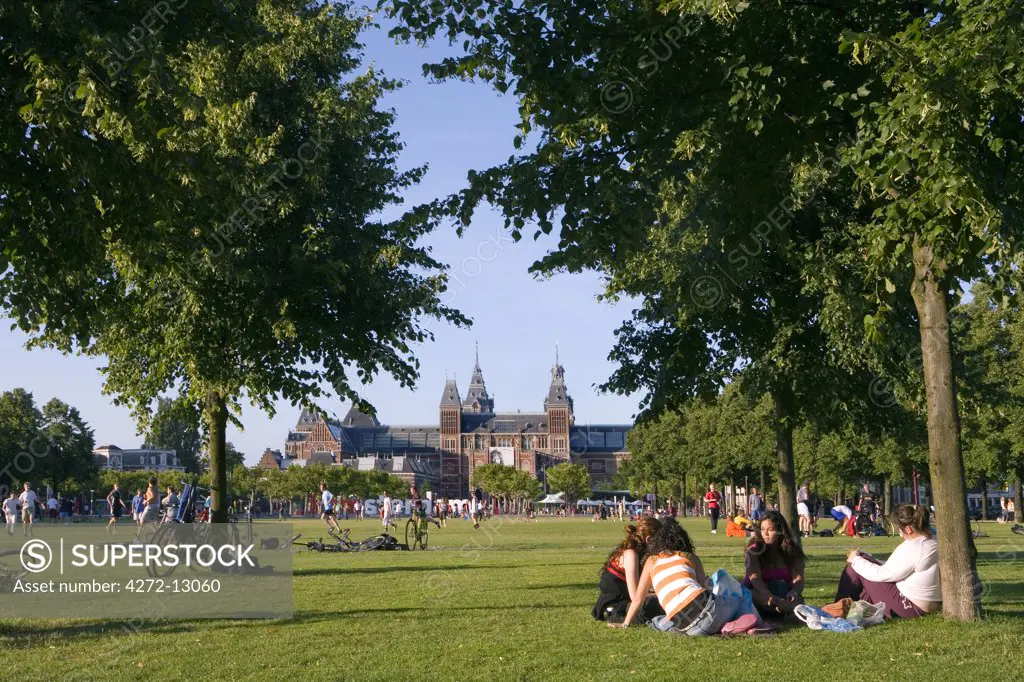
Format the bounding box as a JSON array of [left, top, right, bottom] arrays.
[[358, 535, 386, 552], [405, 518, 418, 549], [854, 515, 874, 538], [146, 523, 179, 578]]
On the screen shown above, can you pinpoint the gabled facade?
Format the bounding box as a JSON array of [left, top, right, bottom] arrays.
[[284, 350, 632, 497], [93, 445, 184, 472]]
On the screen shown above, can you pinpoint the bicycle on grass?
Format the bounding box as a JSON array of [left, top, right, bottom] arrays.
[[292, 527, 392, 553], [145, 479, 252, 577], [854, 512, 898, 538], [0, 549, 27, 592]]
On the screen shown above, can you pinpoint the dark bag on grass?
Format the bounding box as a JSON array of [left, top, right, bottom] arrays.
[[592, 567, 663, 624]]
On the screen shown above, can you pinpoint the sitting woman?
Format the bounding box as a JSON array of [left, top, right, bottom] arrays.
[[744, 511, 806, 619], [835, 503, 940, 619], [609, 518, 742, 635], [592, 518, 663, 623]]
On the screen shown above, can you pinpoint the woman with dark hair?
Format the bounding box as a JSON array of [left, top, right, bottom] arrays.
[[835, 503, 940, 619], [592, 518, 663, 623], [609, 518, 744, 635], [744, 511, 806, 618]]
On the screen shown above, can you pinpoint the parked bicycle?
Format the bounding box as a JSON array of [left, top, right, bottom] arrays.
[[854, 512, 898, 538], [292, 527, 394, 553]]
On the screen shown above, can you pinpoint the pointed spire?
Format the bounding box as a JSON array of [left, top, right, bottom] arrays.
[[464, 343, 493, 413], [555, 340, 560, 368]]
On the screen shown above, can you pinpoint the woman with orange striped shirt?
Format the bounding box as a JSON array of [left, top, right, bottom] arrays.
[[609, 518, 743, 635]]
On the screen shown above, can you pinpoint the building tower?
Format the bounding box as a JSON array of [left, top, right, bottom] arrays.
[[544, 348, 574, 461], [462, 343, 495, 414], [439, 377, 463, 497]]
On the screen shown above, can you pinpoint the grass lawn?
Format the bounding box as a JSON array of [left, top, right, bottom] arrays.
[[2, 516, 1023, 680]]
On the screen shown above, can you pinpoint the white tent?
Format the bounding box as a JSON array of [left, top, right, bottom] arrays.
[[538, 492, 565, 505]]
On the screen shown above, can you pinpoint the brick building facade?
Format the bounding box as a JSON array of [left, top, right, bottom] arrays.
[[284, 351, 631, 498]]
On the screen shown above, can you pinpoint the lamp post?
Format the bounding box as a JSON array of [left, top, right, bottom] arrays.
[[89, 489, 95, 516]]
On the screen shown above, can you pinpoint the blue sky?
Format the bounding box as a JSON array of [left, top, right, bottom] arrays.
[[0, 21, 641, 464]]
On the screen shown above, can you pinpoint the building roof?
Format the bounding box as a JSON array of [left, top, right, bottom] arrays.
[[462, 344, 495, 413], [440, 378, 462, 408], [544, 363, 573, 410], [461, 412, 549, 433], [342, 404, 380, 427]]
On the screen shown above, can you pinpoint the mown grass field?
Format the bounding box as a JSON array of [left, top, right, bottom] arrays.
[[2, 516, 1023, 681]]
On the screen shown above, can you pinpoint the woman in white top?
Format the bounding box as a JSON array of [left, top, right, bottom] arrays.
[[835, 503, 940, 619]]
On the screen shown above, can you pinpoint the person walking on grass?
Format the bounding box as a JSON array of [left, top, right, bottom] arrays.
[[135, 477, 159, 541], [106, 483, 127, 534], [320, 482, 343, 536], [748, 487, 764, 522], [131, 488, 144, 525], [381, 492, 393, 531], [704, 483, 722, 534], [4, 493, 18, 536], [18, 483, 37, 537]]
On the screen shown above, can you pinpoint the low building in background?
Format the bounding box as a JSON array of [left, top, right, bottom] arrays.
[[93, 444, 184, 471]]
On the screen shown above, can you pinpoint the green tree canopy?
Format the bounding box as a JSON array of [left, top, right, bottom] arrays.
[[144, 397, 203, 473], [544, 462, 591, 507], [3, 0, 467, 522]]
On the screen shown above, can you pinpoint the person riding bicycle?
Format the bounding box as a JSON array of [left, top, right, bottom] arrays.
[[409, 485, 440, 529], [857, 484, 878, 523]]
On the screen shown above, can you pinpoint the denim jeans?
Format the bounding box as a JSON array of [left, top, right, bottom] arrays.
[[650, 592, 742, 636]]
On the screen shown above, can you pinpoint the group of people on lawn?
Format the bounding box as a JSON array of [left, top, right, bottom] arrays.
[[594, 503, 940, 636]]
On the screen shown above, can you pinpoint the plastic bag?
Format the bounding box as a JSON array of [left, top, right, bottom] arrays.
[[846, 600, 886, 627], [710, 569, 743, 598], [708, 569, 758, 618], [794, 604, 861, 633]]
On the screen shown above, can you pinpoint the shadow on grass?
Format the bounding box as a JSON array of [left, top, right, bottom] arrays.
[[296, 561, 593, 578], [286, 603, 571, 622], [0, 619, 201, 648]]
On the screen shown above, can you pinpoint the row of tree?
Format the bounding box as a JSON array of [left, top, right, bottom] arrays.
[[621, 282, 1024, 518], [95, 462, 409, 516], [471, 463, 543, 513], [0, 389, 97, 495], [0, 388, 256, 498]]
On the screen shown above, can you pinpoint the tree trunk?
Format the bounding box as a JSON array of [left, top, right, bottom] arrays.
[[652, 480, 658, 514], [729, 478, 736, 517], [910, 239, 981, 621], [760, 468, 767, 508], [205, 390, 229, 524], [772, 383, 798, 531], [979, 474, 988, 521], [883, 475, 892, 517], [680, 474, 687, 518], [1014, 471, 1023, 524]]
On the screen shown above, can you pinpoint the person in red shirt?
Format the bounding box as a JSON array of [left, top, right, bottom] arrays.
[[705, 483, 722, 534]]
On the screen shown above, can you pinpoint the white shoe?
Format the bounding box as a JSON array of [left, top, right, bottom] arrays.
[[711, 529, 717, 534]]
